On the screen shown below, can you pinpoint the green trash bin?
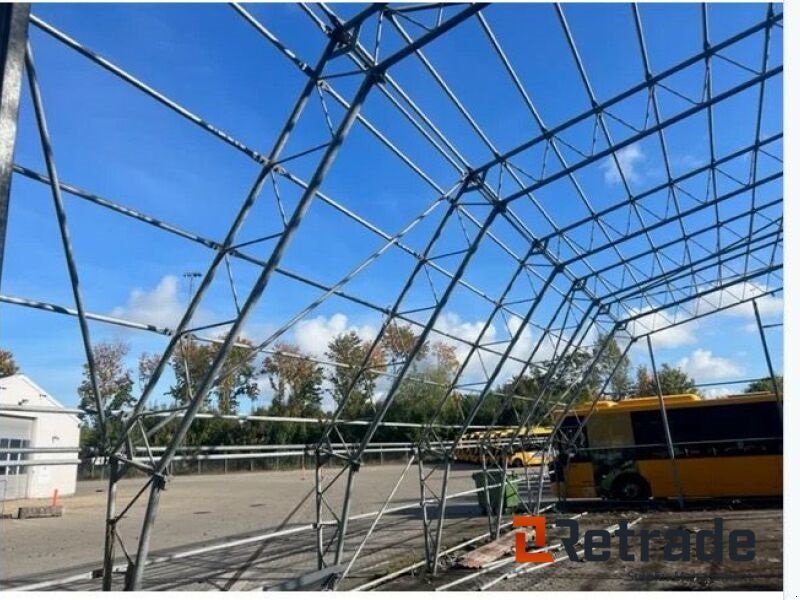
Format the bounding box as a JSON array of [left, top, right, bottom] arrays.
[[472, 470, 521, 515]]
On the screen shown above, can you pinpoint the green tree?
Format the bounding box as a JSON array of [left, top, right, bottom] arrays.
[[262, 343, 324, 444], [428, 341, 467, 427], [381, 340, 460, 441], [383, 322, 429, 367], [137, 352, 160, 392], [634, 363, 698, 396], [0, 348, 19, 377], [325, 331, 384, 420], [77, 341, 135, 448], [495, 343, 598, 426], [429, 341, 459, 383], [169, 339, 215, 410], [745, 376, 783, 394], [169, 337, 258, 414], [216, 342, 259, 414], [589, 335, 632, 400]]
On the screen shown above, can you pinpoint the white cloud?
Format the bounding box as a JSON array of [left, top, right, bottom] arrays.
[[431, 312, 499, 385], [273, 308, 616, 407], [434, 312, 496, 349], [430, 311, 560, 389], [678, 282, 783, 336], [623, 281, 781, 350], [676, 349, 742, 381], [293, 313, 376, 358], [271, 310, 605, 409], [674, 154, 705, 170], [723, 286, 783, 319], [112, 275, 186, 329], [626, 308, 699, 348], [650, 322, 698, 348], [602, 143, 645, 185], [684, 282, 782, 320], [704, 387, 735, 399]]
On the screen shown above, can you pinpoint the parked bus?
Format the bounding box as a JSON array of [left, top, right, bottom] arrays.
[[455, 426, 553, 467], [550, 391, 782, 500]]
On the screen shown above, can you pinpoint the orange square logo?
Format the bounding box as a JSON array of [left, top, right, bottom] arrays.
[[513, 515, 555, 563]]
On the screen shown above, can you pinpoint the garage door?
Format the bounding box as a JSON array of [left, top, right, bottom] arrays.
[[0, 415, 33, 500]]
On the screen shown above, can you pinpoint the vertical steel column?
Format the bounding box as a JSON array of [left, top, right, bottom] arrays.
[[333, 461, 357, 564], [417, 263, 557, 566], [430, 458, 450, 574], [305, 7, 490, 575], [315, 449, 324, 570], [315, 195, 460, 570], [414, 257, 555, 568], [101, 456, 119, 590], [128, 473, 164, 588], [479, 443, 495, 535], [492, 451, 509, 539], [0, 3, 29, 287], [530, 319, 616, 513], [646, 335, 684, 508], [336, 454, 416, 587], [417, 451, 433, 568], [752, 299, 782, 419]]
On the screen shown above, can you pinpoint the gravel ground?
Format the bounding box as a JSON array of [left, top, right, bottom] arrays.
[[1, 462, 542, 590], [5, 465, 775, 592]]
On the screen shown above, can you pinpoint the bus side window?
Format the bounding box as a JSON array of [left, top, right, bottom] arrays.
[[631, 410, 667, 447]]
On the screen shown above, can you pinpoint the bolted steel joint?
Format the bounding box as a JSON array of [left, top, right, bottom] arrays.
[[152, 473, 167, 491], [368, 67, 387, 85], [329, 25, 353, 47], [464, 167, 485, 185]]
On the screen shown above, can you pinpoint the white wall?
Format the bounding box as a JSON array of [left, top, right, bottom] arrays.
[[28, 410, 81, 498], [0, 374, 81, 499]]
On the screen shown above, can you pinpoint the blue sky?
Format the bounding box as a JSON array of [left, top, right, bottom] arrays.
[[1, 3, 782, 410]]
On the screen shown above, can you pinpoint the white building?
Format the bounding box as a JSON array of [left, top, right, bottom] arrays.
[[0, 374, 81, 500]]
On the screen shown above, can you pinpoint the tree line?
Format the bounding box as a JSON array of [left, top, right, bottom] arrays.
[[0, 333, 782, 452]]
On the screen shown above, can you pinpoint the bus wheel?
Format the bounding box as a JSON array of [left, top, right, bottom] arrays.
[[511, 459, 524, 469], [611, 474, 651, 501]]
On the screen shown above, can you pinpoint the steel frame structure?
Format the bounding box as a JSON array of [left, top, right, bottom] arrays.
[[0, 2, 782, 591]]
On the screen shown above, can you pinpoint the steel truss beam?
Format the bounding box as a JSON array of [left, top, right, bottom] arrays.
[[110, 4, 485, 590], [29, 14, 575, 367], [412, 211, 782, 569], [0, 4, 469, 589], [0, 3, 781, 591], [0, 3, 29, 286]]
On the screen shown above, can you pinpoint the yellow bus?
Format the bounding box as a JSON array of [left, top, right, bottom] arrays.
[[550, 392, 782, 500], [454, 426, 552, 467]]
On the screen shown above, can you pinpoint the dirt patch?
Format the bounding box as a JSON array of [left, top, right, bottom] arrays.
[[378, 507, 782, 591]]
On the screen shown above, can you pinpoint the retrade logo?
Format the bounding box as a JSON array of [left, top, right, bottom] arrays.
[[513, 517, 755, 563]]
